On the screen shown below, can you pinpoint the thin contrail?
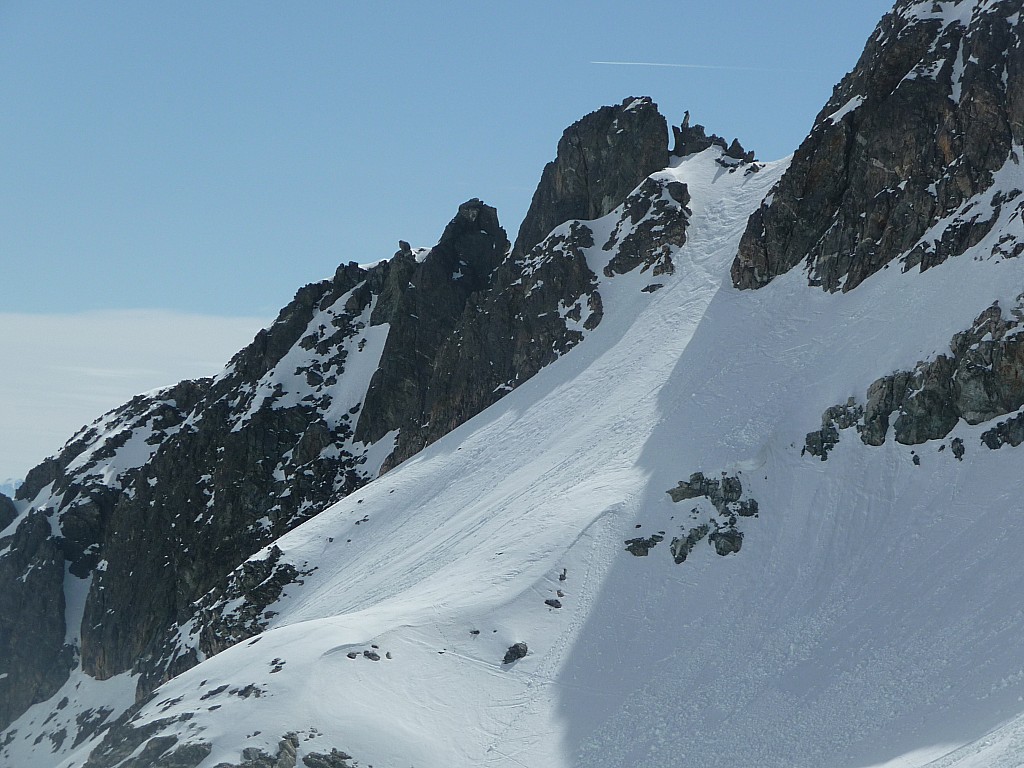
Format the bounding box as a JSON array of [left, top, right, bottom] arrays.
[[591, 60, 814, 73]]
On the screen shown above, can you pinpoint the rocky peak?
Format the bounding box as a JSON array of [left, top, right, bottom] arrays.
[[512, 96, 668, 258], [431, 198, 506, 286], [733, 0, 1024, 292]]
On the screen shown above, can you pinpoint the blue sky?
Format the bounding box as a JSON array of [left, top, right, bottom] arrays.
[[0, 1, 896, 481], [2, 1, 895, 317]]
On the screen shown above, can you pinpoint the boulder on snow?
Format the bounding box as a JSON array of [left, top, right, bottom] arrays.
[[624, 534, 664, 556], [502, 642, 528, 664], [709, 528, 743, 556], [952, 437, 966, 461], [302, 749, 355, 768]]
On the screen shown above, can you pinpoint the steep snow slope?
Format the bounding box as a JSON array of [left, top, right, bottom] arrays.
[[13, 127, 1024, 768]]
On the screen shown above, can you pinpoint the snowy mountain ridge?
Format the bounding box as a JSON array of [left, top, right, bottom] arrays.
[[4, 141, 787, 768], [4, 0, 1024, 765]]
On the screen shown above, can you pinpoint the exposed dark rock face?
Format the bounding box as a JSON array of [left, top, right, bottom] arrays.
[[602, 176, 690, 278], [409, 220, 603, 469], [624, 533, 665, 556], [0, 492, 15, 530], [669, 523, 711, 565], [0, 509, 70, 731], [302, 749, 356, 768], [79, 706, 199, 768], [212, 734, 299, 768], [709, 528, 744, 556], [807, 300, 1024, 454], [667, 472, 756, 517], [512, 96, 668, 260], [2, 248, 430, 731], [733, 1, 1024, 291], [75, 263, 385, 686], [354, 199, 510, 459], [140, 545, 310, 693], [803, 399, 865, 459], [382, 101, 685, 469], [74, 703, 357, 768], [952, 436, 966, 460], [372, 215, 602, 470], [981, 412, 1024, 448]]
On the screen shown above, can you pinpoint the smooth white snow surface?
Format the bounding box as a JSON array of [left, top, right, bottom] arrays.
[[13, 146, 1024, 768]]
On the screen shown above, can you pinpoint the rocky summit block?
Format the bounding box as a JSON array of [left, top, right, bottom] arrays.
[[512, 96, 669, 260]]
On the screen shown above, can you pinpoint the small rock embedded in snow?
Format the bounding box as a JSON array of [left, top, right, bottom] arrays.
[[503, 642, 528, 664], [952, 437, 965, 461]]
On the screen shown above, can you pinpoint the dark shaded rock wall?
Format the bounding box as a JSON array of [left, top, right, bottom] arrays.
[[0, 510, 70, 731], [671, 111, 754, 162], [409, 220, 602, 469], [78, 265, 378, 684], [354, 200, 510, 453], [0, 493, 15, 530], [733, 0, 1024, 291], [366, 99, 678, 470]]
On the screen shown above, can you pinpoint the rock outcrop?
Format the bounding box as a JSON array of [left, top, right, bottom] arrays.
[[0, 509, 70, 731], [671, 111, 755, 163], [805, 299, 1024, 455], [502, 642, 529, 664], [662, 472, 759, 564], [733, 0, 1024, 292]]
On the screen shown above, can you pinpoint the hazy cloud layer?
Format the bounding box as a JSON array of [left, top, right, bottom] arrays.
[[0, 310, 268, 483]]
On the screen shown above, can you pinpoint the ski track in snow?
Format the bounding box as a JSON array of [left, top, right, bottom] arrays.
[[10, 144, 1024, 767]]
